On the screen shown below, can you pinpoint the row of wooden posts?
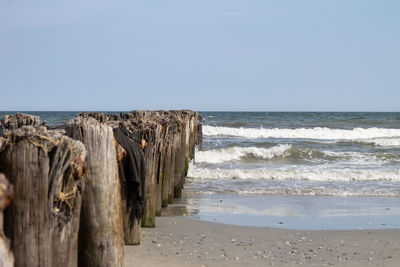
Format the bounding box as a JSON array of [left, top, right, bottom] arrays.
[[0, 111, 202, 267]]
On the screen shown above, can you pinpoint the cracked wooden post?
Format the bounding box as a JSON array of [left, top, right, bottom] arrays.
[[172, 122, 186, 199], [113, 126, 146, 246], [120, 112, 161, 228], [161, 126, 174, 208], [0, 173, 14, 267], [0, 126, 86, 267], [120, 110, 201, 226], [189, 111, 200, 160], [168, 110, 199, 198], [0, 113, 41, 131], [66, 117, 125, 267], [196, 115, 203, 151], [75, 112, 147, 246], [68, 111, 201, 237]]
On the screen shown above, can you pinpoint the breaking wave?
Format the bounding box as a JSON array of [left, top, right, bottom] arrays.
[[195, 144, 292, 163], [195, 145, 400, 164], [203, 126, 400, 146], [357, 138, 400, 147], [187, 164, 400, 182]]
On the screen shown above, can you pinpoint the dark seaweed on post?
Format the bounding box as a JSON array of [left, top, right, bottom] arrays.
[[113, 127, 146, 245]]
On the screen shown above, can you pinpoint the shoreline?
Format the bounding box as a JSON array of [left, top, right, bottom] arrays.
[[126, 214, 400, 266], [179, 193, 400, 231]]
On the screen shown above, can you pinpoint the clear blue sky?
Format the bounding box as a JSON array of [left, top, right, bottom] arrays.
[[1, 0, 399, 111]]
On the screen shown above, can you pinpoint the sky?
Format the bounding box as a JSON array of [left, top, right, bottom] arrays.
[[0, 0, 399, 111]]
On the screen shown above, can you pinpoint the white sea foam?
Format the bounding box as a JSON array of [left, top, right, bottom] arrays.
[[195, 144, 292, 163], [320, 150, 400, 164], [233, 188, 400, 197], [359, 138, 400, 147], [195, 145, 399, 164], [203, 126, 400, 143], [187, 164, 400, 182], [184, 178, 400, 197]]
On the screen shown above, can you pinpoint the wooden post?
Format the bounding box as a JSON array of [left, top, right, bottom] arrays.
[[135, 125, 159, 228], [66, 117, 125, 267], [161, 127, 173, 208], [1, 113, 41, 130], [121, 110, 202, 222], [172, 125, 186, 199], [74, 112, 148, 245], [0, 126, 87, 267], [120, 112, 161, 228], [0, 173, 14, 267], [67, 111, 201, 236], [196, 116, 203, 151], [113, 127, 146, 246]]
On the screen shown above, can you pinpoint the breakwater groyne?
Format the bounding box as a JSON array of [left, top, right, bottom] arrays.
[[0, 111, 202, 267]]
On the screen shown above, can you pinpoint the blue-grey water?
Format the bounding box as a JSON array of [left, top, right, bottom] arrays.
[[186, 112, 400, 197], [183, 112, 400, 229]]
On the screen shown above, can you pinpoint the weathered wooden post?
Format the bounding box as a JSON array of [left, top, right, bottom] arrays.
[[189, 111, 199, 160], [173, 119, 186, 199], [67, 110, 201, 243], [0, 173, 14, 267], [0, 113, 40, 130], [75, 112, 147, 246], [113, 127, 146, 245], [66, 117, 125, 267], [165, 111, 189, 199], [160, 125, 174, 208], [121, 110, 201, 222], [196, 115, 203, 151], [0, 126, 87, 267], [120, 112, 161, 228]]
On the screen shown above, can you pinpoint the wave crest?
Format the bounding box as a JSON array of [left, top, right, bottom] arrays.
[[195, 145, 400, 164], [187, 164, 400, 182], [203, 126, 400, 145], [195, 144, 291, 163], [358, 138, 400, 147]]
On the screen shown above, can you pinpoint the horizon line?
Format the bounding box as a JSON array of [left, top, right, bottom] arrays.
[[1, 110, 399, 113]]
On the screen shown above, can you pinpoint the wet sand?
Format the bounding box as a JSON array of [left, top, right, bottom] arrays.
[[125, 215, 400, 266], [184, 194, 400, 230]]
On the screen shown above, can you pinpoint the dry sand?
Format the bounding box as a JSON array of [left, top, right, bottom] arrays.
[[125, 215, 400, 266]]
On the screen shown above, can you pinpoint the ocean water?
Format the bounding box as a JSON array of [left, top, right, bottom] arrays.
[[183, 112, 400, 229], [186, 112, 400, 198]]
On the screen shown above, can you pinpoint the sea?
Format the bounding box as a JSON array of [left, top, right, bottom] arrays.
[[188, 112, 400, 197], [184, 112, 400, 230], [2, 111, 400, 230]]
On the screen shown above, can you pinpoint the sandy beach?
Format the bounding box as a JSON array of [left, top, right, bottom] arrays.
[[125, 214, 400, 266]]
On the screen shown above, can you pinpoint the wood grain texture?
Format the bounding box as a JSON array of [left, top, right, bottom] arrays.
[[66, 117, 125, 267], [1, 113, 41, 130], [0, 126, 86, 267], [69, 111, 201, 242], [0, 173, 14, 267]]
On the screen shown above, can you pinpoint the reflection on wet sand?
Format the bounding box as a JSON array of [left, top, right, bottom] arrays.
[[178, 193, 400, 230]]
